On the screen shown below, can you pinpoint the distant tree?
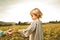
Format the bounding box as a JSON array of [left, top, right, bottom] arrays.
[[18, 21, 21, 25], [49, 21, 55, 23], [56, 20, 57, 22]]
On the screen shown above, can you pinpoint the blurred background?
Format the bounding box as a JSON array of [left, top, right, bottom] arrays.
[[0, 0, 60, 40]]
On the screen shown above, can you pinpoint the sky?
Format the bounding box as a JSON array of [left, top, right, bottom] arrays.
[[0, 0, 60, 23]]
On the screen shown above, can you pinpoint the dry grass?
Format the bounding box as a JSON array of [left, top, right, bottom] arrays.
[[0, 23, 60, 40]]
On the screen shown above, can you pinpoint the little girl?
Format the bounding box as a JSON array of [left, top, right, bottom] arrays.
[[18, 8, 43, 40]]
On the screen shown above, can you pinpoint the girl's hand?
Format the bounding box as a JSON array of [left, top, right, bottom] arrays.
[[18, 30, 22, 33], [18, 29, 26, 37]]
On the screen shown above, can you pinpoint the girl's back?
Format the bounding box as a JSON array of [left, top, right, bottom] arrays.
[[29, 19, 43, 40]]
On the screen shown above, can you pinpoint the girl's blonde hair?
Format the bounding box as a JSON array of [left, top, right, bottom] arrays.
[[30, 8, 43, 19]]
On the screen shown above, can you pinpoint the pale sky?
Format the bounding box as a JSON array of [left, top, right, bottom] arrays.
[[0, 0, 60, 23]]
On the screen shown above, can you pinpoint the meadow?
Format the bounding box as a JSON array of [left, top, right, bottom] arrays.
[[0, 23, 60, 40]]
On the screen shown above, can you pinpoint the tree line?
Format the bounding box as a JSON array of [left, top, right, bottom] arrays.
[[0, 20, 60, 26], [0, 21, 30, 26]]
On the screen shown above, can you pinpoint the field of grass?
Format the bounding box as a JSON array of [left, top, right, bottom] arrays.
[[0, 23, 60, 40]]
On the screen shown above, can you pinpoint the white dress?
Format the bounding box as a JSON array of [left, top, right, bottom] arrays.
[[19, 19, 43, 40]]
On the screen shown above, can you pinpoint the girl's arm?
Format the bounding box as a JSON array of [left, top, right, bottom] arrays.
[[18, 21, 37, 37]]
